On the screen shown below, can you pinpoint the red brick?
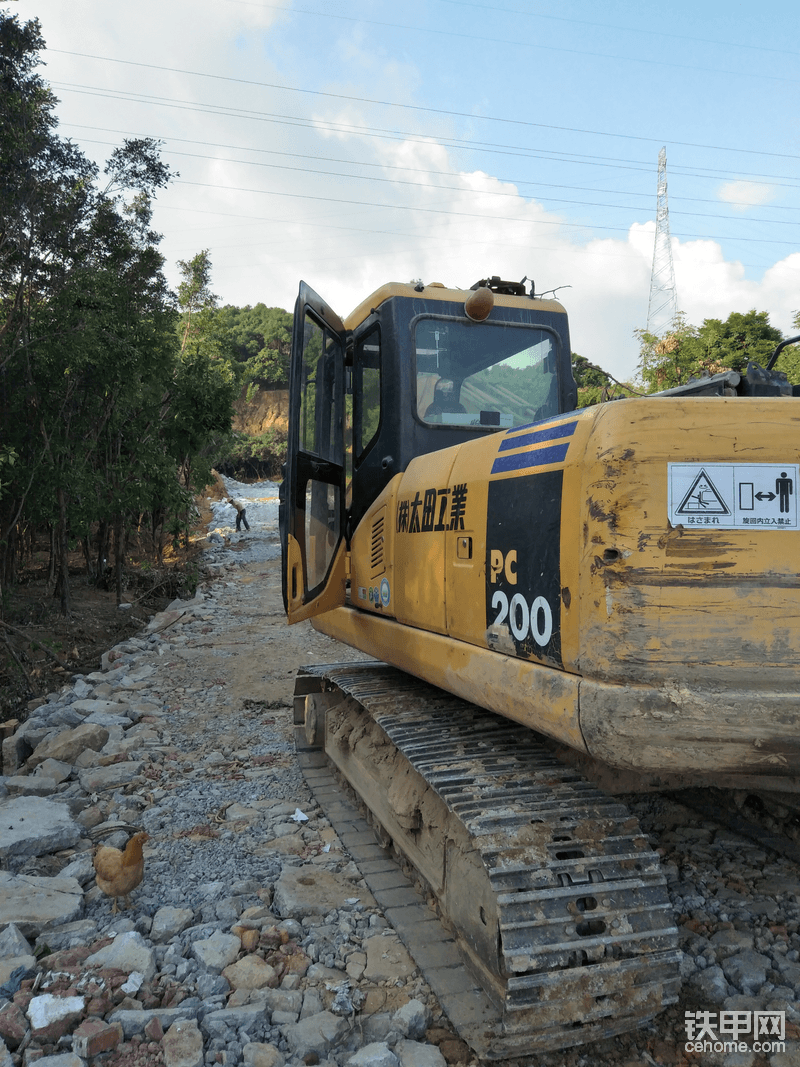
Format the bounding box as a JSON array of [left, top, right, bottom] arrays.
[[85, 991, 114, 1016], [12, 989, 34, 1012], [0, 1001, 28, 1049], [72, 1017, 123, 1058], [38, 946, 92, 971], [144, 1016, 164, 1042]]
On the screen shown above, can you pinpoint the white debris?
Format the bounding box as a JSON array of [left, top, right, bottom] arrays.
[[120, 971, 144, 994]]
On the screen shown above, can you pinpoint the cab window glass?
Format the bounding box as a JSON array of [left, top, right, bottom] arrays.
[[415, 318, 558, 429], [299, 311, 341, 461], [354, 326, 381, 462]]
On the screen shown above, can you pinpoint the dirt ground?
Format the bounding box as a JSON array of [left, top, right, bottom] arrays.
[[0, 475, 229, 722]]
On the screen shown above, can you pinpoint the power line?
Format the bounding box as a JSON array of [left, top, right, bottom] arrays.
[[149, 193, 800, 275], [64, 122, 800, 213], [50, 49, 800, 161], [54, 83, 800, 189], [74, 132, 800, 230], [224, 2, 800, 88], [431, 0, 800, 60], [42, 67, 800, 258], [172, 178, 800, 246]]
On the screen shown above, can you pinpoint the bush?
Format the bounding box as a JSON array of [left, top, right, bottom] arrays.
[[214, 430, 287, 481]]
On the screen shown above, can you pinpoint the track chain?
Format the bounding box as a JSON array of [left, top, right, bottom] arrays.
[[297, 662, 681, 1056]]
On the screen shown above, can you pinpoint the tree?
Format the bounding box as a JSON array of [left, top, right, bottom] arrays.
[[177, 249, 217, 352], [0, 10, 233, 615], [767, 311, 800, 382], [571, 354, 636, 407], [208, 303, 293, 387], [1, 13, 97, 373], [635, 313, 698, 392], [636, 310, 787, 392], [166, 345, 237, 492]]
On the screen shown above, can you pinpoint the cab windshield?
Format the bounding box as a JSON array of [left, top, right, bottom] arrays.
[[414, 317, 559, 429]]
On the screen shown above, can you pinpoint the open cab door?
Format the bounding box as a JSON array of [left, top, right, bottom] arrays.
[[284, 283, 348, 623]]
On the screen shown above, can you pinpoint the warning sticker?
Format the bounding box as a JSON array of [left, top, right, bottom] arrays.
[[668, 464, 799, 529]]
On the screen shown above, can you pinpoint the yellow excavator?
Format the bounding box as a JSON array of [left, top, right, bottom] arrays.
[[281, 276, 800, 1057]]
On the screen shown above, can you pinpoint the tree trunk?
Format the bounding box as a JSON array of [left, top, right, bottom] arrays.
[[81, 535, 94, 578], [153, 505, 165, 565], [47, 524, 56, 587], [114, 514, 125, 606], [56, 486, 70, 615], [96, 521, 110, 584], [4, 523, 17, 589]]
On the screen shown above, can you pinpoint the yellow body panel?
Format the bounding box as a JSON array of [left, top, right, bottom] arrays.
[[313, 606, 585, 751], [319, 396, 800, 782], [577, 398, 800, 683], [286, 535, 347, 624], [575, 398, 800, 777]]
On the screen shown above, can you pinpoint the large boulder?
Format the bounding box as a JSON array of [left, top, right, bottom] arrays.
[[27, 723, 109, 769], [0, 797, 81, 865], [0, 872, 83, 938]]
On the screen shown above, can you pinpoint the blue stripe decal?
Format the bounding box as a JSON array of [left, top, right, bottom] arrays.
[[498, 419, 578, 452], [491, 442, 570, 474]]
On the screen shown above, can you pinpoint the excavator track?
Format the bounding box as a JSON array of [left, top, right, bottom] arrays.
[[294, 662, 681, 1059]]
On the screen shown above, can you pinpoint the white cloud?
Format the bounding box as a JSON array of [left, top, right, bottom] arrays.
[[212, 125, 799, 383], [718, 180, 777, 210]]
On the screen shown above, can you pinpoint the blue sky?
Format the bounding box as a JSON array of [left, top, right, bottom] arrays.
[[12, 0, 800, 379]]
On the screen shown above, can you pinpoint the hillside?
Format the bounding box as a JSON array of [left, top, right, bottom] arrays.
[[232, 385, 289, 435], [218, 385, 289, 480]]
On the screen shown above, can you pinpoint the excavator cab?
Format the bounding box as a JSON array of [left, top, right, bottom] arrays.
[[283, 277, 577, 621]]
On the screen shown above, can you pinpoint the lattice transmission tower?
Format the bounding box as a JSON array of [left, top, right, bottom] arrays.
[[646, 147, 679, 338]]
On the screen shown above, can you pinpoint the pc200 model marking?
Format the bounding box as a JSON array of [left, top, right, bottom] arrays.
[[491, 589, 554, 646], [489, 550, 554, 646], [485, 469, 563, 666]]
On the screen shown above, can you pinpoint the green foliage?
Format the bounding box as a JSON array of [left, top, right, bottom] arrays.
[[216, 429, 288, 481], [167, 345, 238, 489], [466, 363, 552, 423], [177, 249, 217, 353], [769, 311, 800, 381], [175, 301, 292, 387], [216, 303, 292, 385], [571, 354, 608, 390], [571, 353, 635, 407], [0, 11, 235, 610], [636, 310, 788, 391]]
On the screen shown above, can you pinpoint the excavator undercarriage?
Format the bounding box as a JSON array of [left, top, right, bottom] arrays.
[[295, 662, 681, 1058]]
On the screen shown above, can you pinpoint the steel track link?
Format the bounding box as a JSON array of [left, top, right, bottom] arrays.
[[294, 662, 681, 1058]]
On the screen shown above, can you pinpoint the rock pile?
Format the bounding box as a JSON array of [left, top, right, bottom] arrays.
[[0, 577, 460, 1067]]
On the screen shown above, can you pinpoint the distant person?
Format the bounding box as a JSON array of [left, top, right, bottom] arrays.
[[228, 498, 250, 532]]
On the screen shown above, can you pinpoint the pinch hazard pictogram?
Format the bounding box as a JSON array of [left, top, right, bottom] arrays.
[[676, 469, 730, 515]]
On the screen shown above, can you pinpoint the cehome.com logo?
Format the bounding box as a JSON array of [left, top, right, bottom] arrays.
[[684, 1010, 785, 1055]]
